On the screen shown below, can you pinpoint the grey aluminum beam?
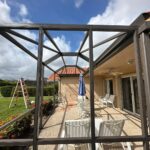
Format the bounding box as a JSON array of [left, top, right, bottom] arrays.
[[0, 31, 57, 74], [0, 139, 33, 146], [134, 31, 149, 150], [37, 136, 149, 145], [44, 30, 60, 53], [40, 65, 44, 130], [79, 53, 89, 62], [44, 53, 60, 64], [6, 29, 58, 53], [0, 135, 149, 146], [62, 52, 78, 56], [33, 28, 43, 150], [140, 32, 150, 133], [53, 75, 56, 104], [0, 24, 137, 31], [81, 32, 126, 54], [78, 31, 89, 53], [138, 21, 150, 34], [89, 29, 95, 150]]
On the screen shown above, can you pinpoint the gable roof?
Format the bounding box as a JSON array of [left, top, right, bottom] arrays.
[[48, 67, 86, 81]]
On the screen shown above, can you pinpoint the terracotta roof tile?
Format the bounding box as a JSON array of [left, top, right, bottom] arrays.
[[48, 67, 86, 81]]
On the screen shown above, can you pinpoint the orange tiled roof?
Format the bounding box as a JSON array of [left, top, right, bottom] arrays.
[[48, 67, 86, 81]]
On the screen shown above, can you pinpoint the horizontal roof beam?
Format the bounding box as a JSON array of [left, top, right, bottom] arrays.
[[61, 52, 78, 56], [0, 24, 137, 32]]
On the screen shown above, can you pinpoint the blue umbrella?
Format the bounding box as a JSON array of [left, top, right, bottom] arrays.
[[78, 73, 86, 96]]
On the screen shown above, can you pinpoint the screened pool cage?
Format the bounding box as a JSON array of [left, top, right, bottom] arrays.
[[0, 14, 150, 150]]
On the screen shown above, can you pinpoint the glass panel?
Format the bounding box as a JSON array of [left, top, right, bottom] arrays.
[[109, 80, 113, 95], [77, 57, 89, 68], [133, 77, 140, 114], [63, 56, 77, 65], [47, 57, 64, 71], [49, 31, 85, 52], [122, 77, 133, 112]]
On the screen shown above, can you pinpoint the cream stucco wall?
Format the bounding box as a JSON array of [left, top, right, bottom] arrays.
[[59, 76, 104, 102]]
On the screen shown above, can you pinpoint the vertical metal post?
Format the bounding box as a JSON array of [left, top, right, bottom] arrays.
[[59, 77, 61, 98], [89, 28, 95, 150], [33, 28, 43, 150], [53, 75, 56, 105], [40, 65, 44, 129], [140, 31, 150, 132], [133, 31, 149, 149]]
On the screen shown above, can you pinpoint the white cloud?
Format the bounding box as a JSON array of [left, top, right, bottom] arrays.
[[87, 0, 150, 60], [19, 4, 28, 17], [74, 0, 84, 8], [88, 0, 150, 25], [0, 1, 72, 80], [0, 0, 12, 24], [0, 35, 37, 80]]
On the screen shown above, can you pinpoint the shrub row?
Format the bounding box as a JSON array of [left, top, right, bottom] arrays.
[[0, 86, 58, 97]]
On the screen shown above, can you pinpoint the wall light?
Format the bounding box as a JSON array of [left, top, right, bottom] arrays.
[[127, 59, 134, 65]]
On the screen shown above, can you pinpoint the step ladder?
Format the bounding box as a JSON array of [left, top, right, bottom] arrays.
[[9, 78, 31, 109]]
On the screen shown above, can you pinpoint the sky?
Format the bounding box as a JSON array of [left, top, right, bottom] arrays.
[[0, 0, 150, 80]]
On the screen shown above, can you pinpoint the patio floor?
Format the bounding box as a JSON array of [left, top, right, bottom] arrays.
[[37, 100, 143, 150]]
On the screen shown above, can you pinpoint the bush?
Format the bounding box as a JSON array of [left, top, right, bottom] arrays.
[[27, 86, 57, 97], [0, 85, 58, 97], [42, 101, 54, 116], [27, 87, 36, 97], [0, 79, 16, 87], [0, 86, 14, 97]]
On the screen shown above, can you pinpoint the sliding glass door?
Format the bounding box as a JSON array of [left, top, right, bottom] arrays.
[[122, 77, 133, 112], [122, 76, 140, 114], [105, 79, 113, 95], [132, 77, 140, 114]]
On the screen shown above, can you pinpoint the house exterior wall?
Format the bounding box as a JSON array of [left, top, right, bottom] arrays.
[[59, 76, 104, 103], [100, 76, 123, 108], [59, 74, 138, 109]]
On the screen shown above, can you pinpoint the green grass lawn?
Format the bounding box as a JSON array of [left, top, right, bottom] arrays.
[[0, 96, 50, 122]]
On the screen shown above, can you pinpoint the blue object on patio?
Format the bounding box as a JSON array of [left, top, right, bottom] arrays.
[[78, 73, 86, 96]]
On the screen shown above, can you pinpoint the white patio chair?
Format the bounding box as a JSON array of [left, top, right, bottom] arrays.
[[99, 94, 110, 107], [98, 119, 131, 150], [63, 119, 91, 150], [106, 95, 115, 107]]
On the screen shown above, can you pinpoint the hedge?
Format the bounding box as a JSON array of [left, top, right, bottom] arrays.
[[0, 86, 14, 97], [0, 86, 58, 97]]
